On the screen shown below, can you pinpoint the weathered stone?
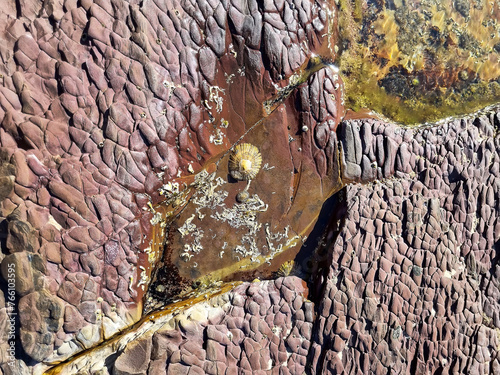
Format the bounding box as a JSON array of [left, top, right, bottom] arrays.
[[114, 335, 152, 375], [0, 0, 499, 373], [6, 219, 37, 253], [1, 252, 35, 296], [18, 291, 64, 361], [63, 305, 85, 333], [341, 121, 362, 165]]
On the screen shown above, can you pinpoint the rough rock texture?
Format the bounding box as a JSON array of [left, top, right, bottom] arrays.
[[0, 0, 499, 374], [48, 276, 312, 374], [310, 113, 500, 373], [0, 0, 339, 372], [141, 277, 313, 375], [73, 110, 499, 375]]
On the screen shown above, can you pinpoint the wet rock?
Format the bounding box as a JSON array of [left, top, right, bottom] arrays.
[[1, 0, 500, 372]]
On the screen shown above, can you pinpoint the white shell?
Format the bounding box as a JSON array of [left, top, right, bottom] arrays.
[[228, 143, 262, 181]]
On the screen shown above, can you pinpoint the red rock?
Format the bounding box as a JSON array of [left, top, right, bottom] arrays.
[[205, 325, 229, 345], [57, 279, 83, 305], [18, 291, 64, 360], [114, 336, 152, 375], [60, 246, 80, 272], [63, 305, 85, 333], [42, 242, 61, 264], [78, 252, 100, 276], [1, 0, 500, 373], [167, 363, 189, 375], [11, 151, 37, 188], [205, 339, 224, 362], [78, 301, 98, 323], [62, 232, 89, 254], [115, 276, 132, 302]]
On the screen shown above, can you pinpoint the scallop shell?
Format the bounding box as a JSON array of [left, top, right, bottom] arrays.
[[228, 143, 262, 181]]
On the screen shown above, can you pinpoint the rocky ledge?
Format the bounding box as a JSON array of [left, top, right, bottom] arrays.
[[47, 107, 500, 375]]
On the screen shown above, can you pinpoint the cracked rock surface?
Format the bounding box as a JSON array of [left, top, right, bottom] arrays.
[[309, 112, 500, 373], [0, 0, 499, 374], [63, 109, 500, 375], [0, 0, 340, 372]]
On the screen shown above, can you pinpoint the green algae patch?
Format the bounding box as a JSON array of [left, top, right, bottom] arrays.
[[337, 0, 500, 124]]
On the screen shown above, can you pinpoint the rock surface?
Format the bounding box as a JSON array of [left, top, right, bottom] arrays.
[[0, 0, 499, 374], [310, 112, 500, 373], [57, 109, 500, 375], [0, 0, 340, 371]]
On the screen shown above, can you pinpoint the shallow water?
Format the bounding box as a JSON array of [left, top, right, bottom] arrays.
[[336, 0, 500, 124]]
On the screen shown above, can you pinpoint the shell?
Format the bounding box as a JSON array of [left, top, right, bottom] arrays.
[[236, 190, 250, 203], [228, 143, 262, 181]]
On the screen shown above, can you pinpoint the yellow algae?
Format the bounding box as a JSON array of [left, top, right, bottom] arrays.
[[275, 260, 296, 277], [336, 0, 500, 124]]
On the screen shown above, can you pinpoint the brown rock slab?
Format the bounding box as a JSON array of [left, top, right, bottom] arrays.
[[113, 335, 152, 375], [18, 291, 64, 361], [1, 252, 35, 296]]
